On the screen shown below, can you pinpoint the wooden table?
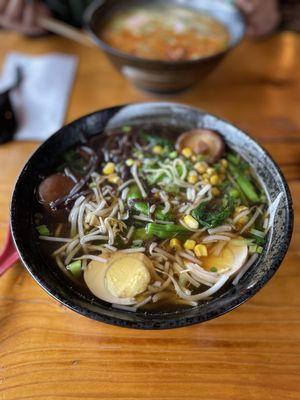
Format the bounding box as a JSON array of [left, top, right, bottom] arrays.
[[0, 31, 299, 400]]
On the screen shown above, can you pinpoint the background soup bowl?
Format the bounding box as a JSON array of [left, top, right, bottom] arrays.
[[11, 102, 293, 329], [84, 0, 245, 94]]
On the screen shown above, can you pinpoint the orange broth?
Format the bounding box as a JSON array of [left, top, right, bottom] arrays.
[[100, 6, 230, 61]]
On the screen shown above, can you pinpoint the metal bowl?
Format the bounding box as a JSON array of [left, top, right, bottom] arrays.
[[84, 0, 245, 93], [11, 102, 293, 329]]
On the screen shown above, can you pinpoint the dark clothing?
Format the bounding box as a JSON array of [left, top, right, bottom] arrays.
[[279, 0, 300, 31], [44, 0, 93, 27], [44, 0, 300, 31]]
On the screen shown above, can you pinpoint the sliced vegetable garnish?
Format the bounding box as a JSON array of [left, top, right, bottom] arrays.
[[146, 223, 188, 239], [66, 260, 82, 277], [36, 225, 51, 236]]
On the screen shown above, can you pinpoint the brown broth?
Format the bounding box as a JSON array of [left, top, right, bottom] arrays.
[[99, 7, 230, 61]]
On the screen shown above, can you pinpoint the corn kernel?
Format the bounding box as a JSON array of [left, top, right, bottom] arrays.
[[108, 175, 120, 184], [211, 187, 221, 197], [194, 244, 208, 257], [202, 173, 209, 180], [188, 175, 198, 184], [103, 162, 115, 175], [182, 147, 192, 158], [235, 215, 249, 229], [206, 167, 215, 176], [184, 239, 196, 250], [194, 161, 208, 174], [202, 178, 209, 184], [170, 238, 182, 251], [210, 175, 219, 186], [152, 145, 163, 155], [183, 215, 199, 229], [235, 205, 248, 214], [125, 158, 134, 166], [237, 216, 249, 225], [221, 159, 228, 168], [191, 155, 197, 162]]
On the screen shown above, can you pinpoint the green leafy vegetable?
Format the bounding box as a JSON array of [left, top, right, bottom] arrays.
[[191, 195, 234, 229], [228, 162, 260, 203], [145, 223, 188, 239]]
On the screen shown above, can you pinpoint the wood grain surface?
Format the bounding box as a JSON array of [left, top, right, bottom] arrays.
[[0, 31, 299, 400]]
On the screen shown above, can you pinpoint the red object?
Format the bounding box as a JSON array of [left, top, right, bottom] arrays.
[[0, 227, 19, 276]]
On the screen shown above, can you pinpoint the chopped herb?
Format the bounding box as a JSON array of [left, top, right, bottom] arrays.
[[249, 244, 264, 254], [229, 188, 240, 199], [122, 125, 132, 133], [210, 267, 218, 272], [256, 245, 263, 254], [249, 244, 258, 254], [169, 151, 178, 159], [36, 225, 51, 236], [66, 260, 82, 278]]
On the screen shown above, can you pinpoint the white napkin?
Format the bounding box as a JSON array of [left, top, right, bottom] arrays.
[[0, 52, 78, 141]]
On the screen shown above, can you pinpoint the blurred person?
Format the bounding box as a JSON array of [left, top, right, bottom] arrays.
[[0, 0, 299, 38]]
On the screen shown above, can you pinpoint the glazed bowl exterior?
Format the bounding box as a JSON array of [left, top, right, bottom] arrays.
[[11, 102, 293, 329], [84, 0, 245, 93]]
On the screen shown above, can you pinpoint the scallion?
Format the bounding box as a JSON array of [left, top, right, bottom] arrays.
[[146, 223, 188, 239], [36, 225, 51, 236], [66, 260, 82, 278], [122, 125, 132, 133]]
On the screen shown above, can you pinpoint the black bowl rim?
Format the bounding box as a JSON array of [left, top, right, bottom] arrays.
[[10, 102, 293, 330], [84, 0, 246, 67]]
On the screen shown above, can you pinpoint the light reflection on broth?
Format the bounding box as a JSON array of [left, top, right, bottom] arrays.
[[99, 7, 230, 61]]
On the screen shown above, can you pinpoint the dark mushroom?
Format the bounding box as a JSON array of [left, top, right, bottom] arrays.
[[176, 129, 225, 163], [38, 173, 75, 208]]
